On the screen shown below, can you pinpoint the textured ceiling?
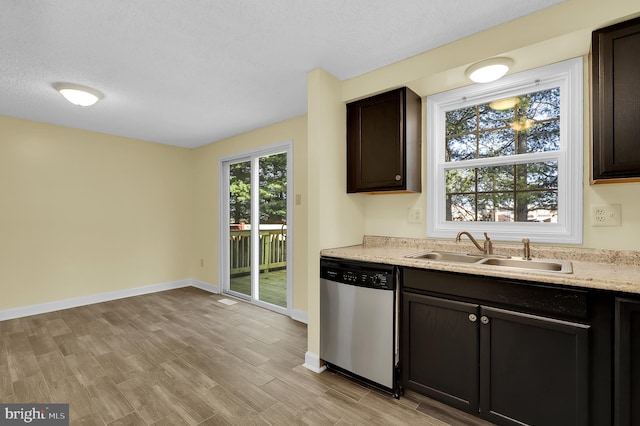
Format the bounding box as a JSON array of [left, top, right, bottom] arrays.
[[0, 0, 563, 148]]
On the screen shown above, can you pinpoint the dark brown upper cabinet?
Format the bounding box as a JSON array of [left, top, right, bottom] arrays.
[[347, 87, 421, 193], [592, 17, 640, 183]]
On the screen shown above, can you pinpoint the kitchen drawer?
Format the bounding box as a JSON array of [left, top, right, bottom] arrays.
[[402, 268, 589, 322]]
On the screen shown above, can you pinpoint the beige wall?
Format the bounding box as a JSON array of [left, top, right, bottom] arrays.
[[0, 116, 194, 310], [306, 68, 366, 355], [191, 115, 308, 312], [0, 114, 308, 314]]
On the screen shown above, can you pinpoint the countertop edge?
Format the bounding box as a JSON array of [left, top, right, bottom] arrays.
[[320, 242, 640, 295]]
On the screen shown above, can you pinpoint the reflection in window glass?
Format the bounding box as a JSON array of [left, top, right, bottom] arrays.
[[445, 88, 560, 162]]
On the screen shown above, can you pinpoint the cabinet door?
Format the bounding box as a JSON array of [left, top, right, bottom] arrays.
[[402, 292, 479, 413], [592, 17, 640, 182], [346, 87, 421, 193], [615, 298, 640, 426], [479, 306, 589, 426]]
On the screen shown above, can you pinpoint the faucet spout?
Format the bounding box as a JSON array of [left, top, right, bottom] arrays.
[[456, 231, 493, 255]]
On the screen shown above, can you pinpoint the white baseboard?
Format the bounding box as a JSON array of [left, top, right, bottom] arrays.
[[0, 279, 309, 327], [303, 351, 326, 373], [0, 279, 192, 321], [290, 309, 308, 324], [189, 279, 220, 294]]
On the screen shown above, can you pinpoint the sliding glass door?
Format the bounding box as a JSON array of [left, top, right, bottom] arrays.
[[221, 144, 291, 313], [228, 160, 253, 298]]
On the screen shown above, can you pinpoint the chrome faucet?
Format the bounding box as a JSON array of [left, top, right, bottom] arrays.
[[522, 238, 532, 260], [456, 231, 493, 255]]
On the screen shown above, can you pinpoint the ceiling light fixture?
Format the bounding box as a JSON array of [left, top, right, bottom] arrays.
[[465, 57, 514, 83], [53, 82, 104, 106]]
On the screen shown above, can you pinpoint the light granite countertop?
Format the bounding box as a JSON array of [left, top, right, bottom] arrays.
[[320, 235, 640, 295]]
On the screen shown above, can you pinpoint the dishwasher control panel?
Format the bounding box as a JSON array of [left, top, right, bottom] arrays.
[[321, 259, 395, 290]]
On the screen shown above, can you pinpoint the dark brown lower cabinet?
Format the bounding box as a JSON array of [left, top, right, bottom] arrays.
[[403, 274, 592, 426], [403, 293, 479, 412], [480, 306, 589, 426], [615, 298, 640, 426]]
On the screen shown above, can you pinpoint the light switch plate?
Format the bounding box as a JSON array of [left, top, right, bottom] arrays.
[[591, 204, 621, 227], [408, 208, 423, 223]]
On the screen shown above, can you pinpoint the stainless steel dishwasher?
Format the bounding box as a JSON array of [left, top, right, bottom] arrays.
[[320, 257, 401, 397]]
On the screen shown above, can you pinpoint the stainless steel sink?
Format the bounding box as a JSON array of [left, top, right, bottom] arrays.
[[405, 250, 573, 274], [479, 257, 573, 273], [405, 251, 484, 263]]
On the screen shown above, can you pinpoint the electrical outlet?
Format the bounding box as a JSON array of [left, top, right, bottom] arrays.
[[591, 204, 621, 227], [408, 208, 423, 223], [295, 194, 302, 205]]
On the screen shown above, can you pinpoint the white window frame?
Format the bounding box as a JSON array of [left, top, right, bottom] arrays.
[[426, 57, 583, 244]]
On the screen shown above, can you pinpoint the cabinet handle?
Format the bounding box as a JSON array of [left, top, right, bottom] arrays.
[[480, 316, 489, 325], [395, 175, 401, 181], [468, 314, 477, 322]]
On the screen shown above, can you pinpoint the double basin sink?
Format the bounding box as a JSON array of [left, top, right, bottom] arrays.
[[405, 250, 573, 274]]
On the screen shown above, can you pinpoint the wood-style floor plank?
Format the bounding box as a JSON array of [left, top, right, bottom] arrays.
[[116, 376, 174, 424], [151, 413, 192, 426], [63, 351, 106, 387], [159, 357, 218, 396], [48, 376, 95, 420], [85, 375, 134, 424], [0, 360, 13, 400], [28, 333, 59, 356], [36, 351, 73, 385], [0, 288, 494, 425], [153, 371, 217, 425], [12, 372, 52, 403], [45, 318, 73, 337], [107, 411, 147, 426], [7, 348, 40, 382]]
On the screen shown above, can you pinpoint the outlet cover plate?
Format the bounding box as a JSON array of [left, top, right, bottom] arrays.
[[591, 204, 621, 227]]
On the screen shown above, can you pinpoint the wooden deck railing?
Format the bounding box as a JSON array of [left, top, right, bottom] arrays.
[[229, 228, 286, 276]]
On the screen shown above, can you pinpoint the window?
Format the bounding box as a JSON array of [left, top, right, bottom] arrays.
[[426, 58, 583, 243]]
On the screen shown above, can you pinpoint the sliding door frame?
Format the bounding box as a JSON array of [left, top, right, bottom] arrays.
[[218, 140, 293, 316]]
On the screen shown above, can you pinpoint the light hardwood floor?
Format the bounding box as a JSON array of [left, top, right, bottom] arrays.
[[0, 288, 493, 425]]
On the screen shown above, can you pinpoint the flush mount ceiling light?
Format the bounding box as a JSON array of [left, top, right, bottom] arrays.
[[465, 57, 514, 83], [53, 82, 104, 106]]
